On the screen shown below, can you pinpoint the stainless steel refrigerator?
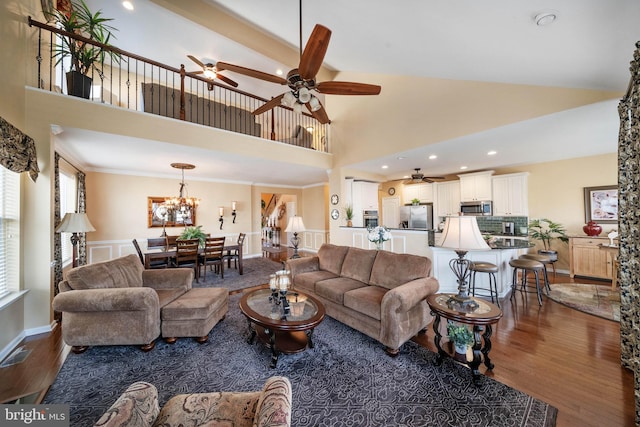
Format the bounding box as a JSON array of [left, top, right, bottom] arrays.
[[399, 204, 433, 230]]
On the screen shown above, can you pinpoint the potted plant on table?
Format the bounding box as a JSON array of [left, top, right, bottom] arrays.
[[528, 218, 569, 261], [179, 225, 208, 247], [46, 0, 121, 99], [345, 204, 354, 227], [446, 322, 474, 357]]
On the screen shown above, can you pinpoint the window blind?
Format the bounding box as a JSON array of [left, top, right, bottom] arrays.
[[0, 167, 19, 299]]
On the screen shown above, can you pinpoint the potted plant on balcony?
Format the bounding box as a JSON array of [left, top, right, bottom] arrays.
[[46, 0, 121, 99], [528, 218, 569, 261], [446, 322, 474, 358]]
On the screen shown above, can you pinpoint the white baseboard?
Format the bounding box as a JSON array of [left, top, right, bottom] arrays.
[[0, 322, 54, 364]]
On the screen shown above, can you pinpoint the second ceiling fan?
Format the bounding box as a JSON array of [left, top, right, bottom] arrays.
[[215, 3, 381, 124]]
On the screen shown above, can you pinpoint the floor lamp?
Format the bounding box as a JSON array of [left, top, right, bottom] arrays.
[[438, 215, 490, 309], [56, 212, 96, 268], [284, 216, 306, 259]]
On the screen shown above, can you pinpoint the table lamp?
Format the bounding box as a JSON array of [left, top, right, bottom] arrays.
[[55, 212, 96, 268], [284, 216, 306, 259], [438, 215, 489, 309]]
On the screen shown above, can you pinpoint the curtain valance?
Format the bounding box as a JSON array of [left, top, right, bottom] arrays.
[[0, 116, 39, 182]]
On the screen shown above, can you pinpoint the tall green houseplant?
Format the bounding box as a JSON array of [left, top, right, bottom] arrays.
[[528, 218, 569, 257], [46, 0, 121, 98]]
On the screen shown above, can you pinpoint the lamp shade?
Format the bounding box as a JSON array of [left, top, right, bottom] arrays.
[[438, 216, 489, 251], [55, 212, 96, 233], [285, 216, 306, 233]]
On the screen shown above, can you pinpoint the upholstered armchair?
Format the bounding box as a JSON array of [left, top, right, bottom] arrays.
[[94, 376, 292, 427], [53, 254, 193, 353]]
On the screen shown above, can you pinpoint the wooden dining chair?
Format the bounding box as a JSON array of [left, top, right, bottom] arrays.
[[133, 238, 170, 269], [200, 236, 226, 280], [147, 236, 168, 249], [175, 238, 200, 282], [225, 233, 246, 270], [166, 235, 179, 249]]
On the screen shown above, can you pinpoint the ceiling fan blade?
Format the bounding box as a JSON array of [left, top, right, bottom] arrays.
[[299, 24, 332, 80], [306, 101, 331, 124], [317, 81, 381, 95], [252, 93, 285, 116], [186, 70, 204, 75], [215, 73, 239, 88], [216, 61, 287, 85], [187, 55, 205, 68], [423, 177, 445, 183]]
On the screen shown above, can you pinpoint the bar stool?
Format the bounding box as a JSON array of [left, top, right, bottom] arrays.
[[509, 258, 546, 306], [520, 253, 553, 293], [469, 261, 500, 308]]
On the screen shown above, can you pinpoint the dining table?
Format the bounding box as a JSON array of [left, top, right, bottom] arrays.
[[143, 243, 243, 275]]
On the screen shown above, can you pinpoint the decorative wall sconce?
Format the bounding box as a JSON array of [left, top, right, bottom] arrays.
[[219, 207, 224, 230], [232, 201, 237, 223]]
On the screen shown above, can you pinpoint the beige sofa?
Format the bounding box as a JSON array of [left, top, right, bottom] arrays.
[[94, 376, 292, 427], [286, 244, 440, 355], [53, 254, 227, 353]]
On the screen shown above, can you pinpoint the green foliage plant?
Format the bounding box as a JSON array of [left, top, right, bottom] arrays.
[[345, 204, 354, 220], [446, 322, 474, 348], [179, 225, 207, 247], [528, 218, 569, 251]]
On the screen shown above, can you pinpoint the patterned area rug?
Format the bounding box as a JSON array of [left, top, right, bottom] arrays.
[[43, 295, 557, 427], [548, 283, 620, 322], [194, 256, 283, 292]]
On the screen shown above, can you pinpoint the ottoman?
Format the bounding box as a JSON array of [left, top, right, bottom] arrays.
[[161, 287, 229, 343]]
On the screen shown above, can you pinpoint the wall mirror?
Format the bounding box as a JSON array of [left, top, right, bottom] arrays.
[[148, 197, 196, 228]]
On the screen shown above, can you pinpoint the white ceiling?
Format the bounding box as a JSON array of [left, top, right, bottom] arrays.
[[56, 0, 637, 185]]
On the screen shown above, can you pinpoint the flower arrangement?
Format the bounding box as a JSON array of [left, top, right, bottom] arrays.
[[367, 225, 391, 249]]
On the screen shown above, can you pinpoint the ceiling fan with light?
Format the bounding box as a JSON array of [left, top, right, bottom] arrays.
[[214, 1, 381, 124], [401, 168, 445, 184], [186, 55, 238, 89]]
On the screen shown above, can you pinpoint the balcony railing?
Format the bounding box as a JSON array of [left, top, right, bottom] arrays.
[[27, 17, 328, 153]]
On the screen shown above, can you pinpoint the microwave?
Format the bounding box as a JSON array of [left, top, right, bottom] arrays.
[[460, 201, 492, 216]]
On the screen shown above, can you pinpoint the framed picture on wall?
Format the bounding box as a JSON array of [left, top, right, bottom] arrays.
[[584, 186, 618, 223]]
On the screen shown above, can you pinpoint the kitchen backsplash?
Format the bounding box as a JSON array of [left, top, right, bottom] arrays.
[[476, 216, 529, 236]]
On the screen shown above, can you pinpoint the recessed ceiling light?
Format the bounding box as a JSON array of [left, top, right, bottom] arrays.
[[428, 154, 437, 160], [534, 11, 557, 26], [122, 1, 134, 10], [381, 165, 388, 169], [487, 150, 497, 156], [397, 156, 406, 160], [460, 166, 468, 170], [276, 69, 283, 75]]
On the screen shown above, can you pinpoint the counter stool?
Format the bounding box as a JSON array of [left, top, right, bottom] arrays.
[[520, 253, 553, 293], [509, 258, 546, 306], [469, 261, 500, 308]]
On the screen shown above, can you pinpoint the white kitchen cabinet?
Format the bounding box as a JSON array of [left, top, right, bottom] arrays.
[[351, 181, 379, 227], [458, 170, 494, 202], [492, 173, 528, 216], [435, 181, 461, 217], [402, 183, 433, 204]]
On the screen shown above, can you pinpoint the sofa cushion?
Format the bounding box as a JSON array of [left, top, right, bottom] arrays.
[[66, 254, 144, 290], [155, 288, 190, 308], [294, 270, 339, 293], [340, 247, 378, 284], [317, 244, 350, 275], [343, 286, 388, 320], [94, 381, 160, 427], [315, 277, 367, 305], [369, 251, 431, 290]]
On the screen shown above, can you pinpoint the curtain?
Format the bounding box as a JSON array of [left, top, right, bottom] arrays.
[[618, 41, 640, 424], [53, 153, 62, 321], [0, 116, 39, 182], [77, 171, 88, 266]]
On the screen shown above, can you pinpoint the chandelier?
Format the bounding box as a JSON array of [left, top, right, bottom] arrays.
[[164, 163, 200, 225]]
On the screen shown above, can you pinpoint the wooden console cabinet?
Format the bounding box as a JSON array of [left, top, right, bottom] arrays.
[[568, 236, 613, 280]]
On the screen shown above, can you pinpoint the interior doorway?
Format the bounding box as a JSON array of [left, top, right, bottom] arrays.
[[261, 193, 297, 251]]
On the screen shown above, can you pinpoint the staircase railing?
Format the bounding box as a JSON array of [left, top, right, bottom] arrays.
[[27, 17, 328, 153]]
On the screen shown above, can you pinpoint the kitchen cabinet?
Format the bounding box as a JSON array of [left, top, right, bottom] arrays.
[[435, 181, 461, 217], [351, 181, 379, 227], [492, 173, 528, 216], [402, 183, 433, 204], [458, 171, 494, 202], [569, 236, 613, 280]]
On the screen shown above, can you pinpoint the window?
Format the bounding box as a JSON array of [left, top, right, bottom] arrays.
[[59, 170, 77, 266], [0, 167, 20, 299]]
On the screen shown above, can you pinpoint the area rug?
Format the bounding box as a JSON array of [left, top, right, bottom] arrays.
[[43, 296, 557, 427], [194, 256, 283, 292], [548, 283, 620, 322]]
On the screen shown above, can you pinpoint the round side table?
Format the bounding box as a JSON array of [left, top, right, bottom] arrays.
[[427, 294, 503, 383]]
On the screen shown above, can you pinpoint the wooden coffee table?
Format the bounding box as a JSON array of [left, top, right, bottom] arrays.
[[239, 288, 325, 368]]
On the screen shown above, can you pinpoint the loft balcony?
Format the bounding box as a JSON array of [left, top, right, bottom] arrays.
[[27, 17, 329, 153]]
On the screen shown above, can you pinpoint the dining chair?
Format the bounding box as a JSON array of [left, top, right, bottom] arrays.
[[166, 235, 179, 249], [175, 238, 200, 282], [134, 239, 170, 269], [200, 236, 226, 280], [147, 236, 168, 249], [225, 233, 246, 270]]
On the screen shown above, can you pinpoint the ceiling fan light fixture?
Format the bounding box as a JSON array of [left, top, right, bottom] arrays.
[[298, 87, 312, 103], [203, 68, 216, 79], [309, 95, 321, 112], [281, 91, 296, 107], [293, 103, 303, 114]]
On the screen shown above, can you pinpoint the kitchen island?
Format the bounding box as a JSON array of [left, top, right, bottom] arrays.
[[333, 226, 435, 255], [428, 238, 533, 296]]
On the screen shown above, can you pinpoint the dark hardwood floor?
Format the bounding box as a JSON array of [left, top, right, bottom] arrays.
[[0, 251, 634, 426]]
